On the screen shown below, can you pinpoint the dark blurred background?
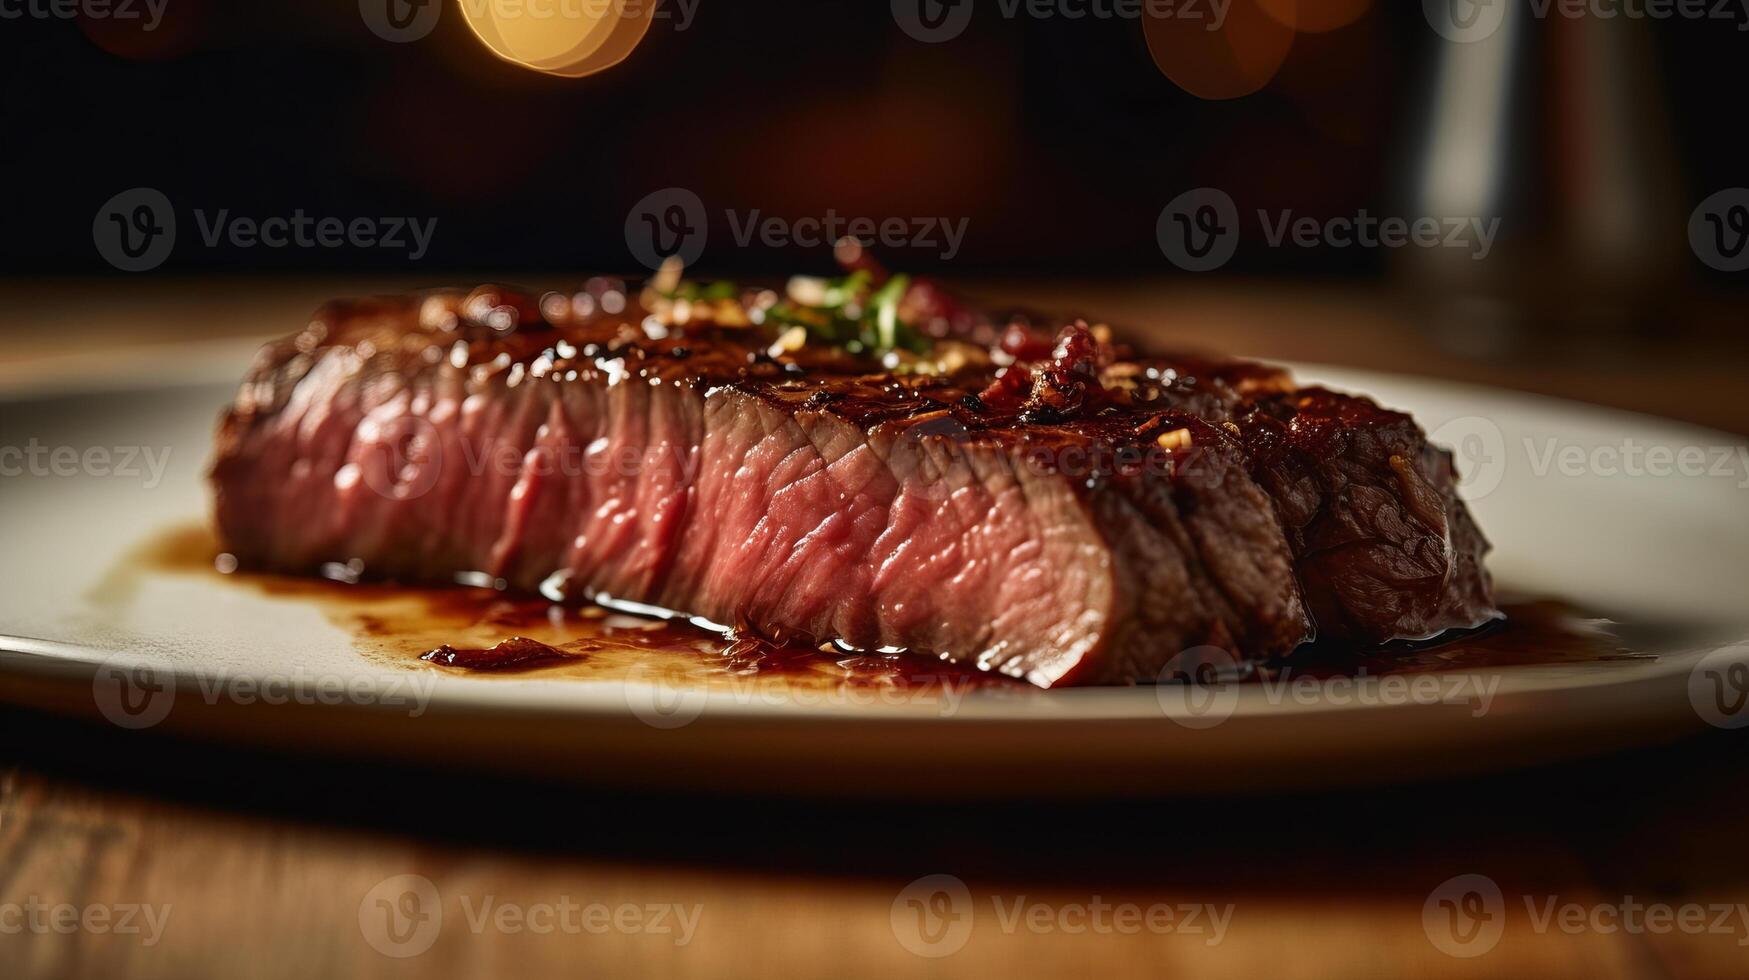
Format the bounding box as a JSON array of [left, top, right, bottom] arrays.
[[0, 0, 1745, 425], [0, 1, 1742, 274]]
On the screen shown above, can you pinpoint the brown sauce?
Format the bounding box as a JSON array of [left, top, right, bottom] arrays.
[[420, 637, 583, 672], [1270, 601, 1649, 679], [113, 524, 1653, 691], [106, 524, 1013, 699]]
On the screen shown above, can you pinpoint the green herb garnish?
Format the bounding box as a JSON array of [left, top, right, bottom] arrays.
[[763, 271, 928, 355], [663, 279, 739, 302], [651, 256, 931, 357]]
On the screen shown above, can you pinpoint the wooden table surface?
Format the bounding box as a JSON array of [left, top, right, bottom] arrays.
[[3, 277, 1748, 979]]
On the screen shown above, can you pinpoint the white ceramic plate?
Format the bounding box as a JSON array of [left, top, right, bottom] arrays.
[[3, 342, 1747, 796]]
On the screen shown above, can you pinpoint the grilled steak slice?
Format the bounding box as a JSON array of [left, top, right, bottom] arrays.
[[1238, 390, 1498, 645], [210, 279, 1498, 686]]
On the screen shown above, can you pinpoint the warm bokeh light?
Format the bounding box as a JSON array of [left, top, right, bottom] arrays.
[[1141, 0, 1296, 100], [1256, 0, 1374, 34], [76, 0, 205, 61], [461, 0, 656, 77]]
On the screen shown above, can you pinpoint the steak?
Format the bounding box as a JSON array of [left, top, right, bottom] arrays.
[[210, 273, 1498, 687]]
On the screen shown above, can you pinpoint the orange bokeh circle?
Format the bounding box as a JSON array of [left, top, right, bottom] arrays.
[[1141, 0, 1296, 100], [1255, 0, 1373, 33], [461, 0, 657, 77]]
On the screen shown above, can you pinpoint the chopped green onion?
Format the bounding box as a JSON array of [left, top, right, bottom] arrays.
[[660, 266, 927, 357], [870, 274, 909, 353]]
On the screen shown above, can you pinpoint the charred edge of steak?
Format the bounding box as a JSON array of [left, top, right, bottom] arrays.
[[210, 278, 1499, 687]]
